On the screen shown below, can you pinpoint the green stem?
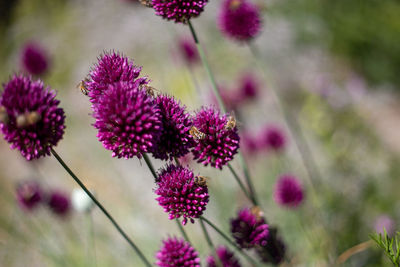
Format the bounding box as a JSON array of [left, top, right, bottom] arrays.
[[187, 20, 226, 113], [227, 163, 254, 205], [176, 218, 191, 243], [200, 217, 214, 249], [143, 153, 157, 180], [200, 216, 259, 267], [50, 148, 152, 267]]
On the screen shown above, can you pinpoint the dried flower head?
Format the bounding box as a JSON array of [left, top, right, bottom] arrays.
[[16, 180, 42, 210], [274, 174, 304, 208], [21, 42, 49, 76], [0, 75, 65, 160], [191, 106, 240, 169], [87, 52, 148, 104], [231, 207, 269, 249], [218, 0, 262, 42], [47, 190, 71, 216], [207, 246, 241, 267], [256, 227, 286, 265], [156, 237, 201, 267], [155, 164, 209, 225], [152, 0, 208, 23], [93, 81, 162, 159], [150, 95, 194, 161]]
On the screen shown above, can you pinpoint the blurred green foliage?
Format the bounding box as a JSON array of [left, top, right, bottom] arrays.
[[277, 0, 400, 89]]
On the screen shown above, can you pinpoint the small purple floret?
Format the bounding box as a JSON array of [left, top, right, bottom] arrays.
[[16, 181, 42, 211], [207, 246, 241, 267], [21, 42, 49, 76], [47, 190, 71, 217], [156, 237, 201, 267], [274, 174, 304, 208], [155, 164, 209, 225]]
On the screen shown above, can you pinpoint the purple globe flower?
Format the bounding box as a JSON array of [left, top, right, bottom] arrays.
[[152, 0, 209, 23], [21, 42, 49, 76], [87, 52, 148, 104], [155, 164, 209, 225], [207, 246, 241, 267], [231, 207, 269, 249], [16, 181, 42, 210], [156, 237, 201, 267], [47, 190, 71, 216], [256, 227, 286, 265], [274, 174, 304, 208], [150, 95, 194, 161], [0, 75, 66, 160], [93, 81, 162, 159], [238, 73, 259, 100], [218, 0, 262, 42], [262, 125, 286, 151], [178, 38, 199, 65], [191, 106, 240, 169]]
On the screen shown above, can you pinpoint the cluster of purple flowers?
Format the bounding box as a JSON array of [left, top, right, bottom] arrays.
[[16, 180, 71, 217]]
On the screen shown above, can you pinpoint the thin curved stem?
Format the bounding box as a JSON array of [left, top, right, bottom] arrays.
[[176, 219, 191, 243], [50, 148, 152, 267], [143, 153, 157, 180], [200, 217, 214, 249], [227, 163, 254, 205], [200, 216, 259, 267]]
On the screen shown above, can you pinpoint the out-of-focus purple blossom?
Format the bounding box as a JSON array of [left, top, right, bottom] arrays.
[[155, 164, 209, 225], [274, 174, 304, 208], [178, 38, 199, 65], [93, 81, 162, 159], [218, 0, 262, 42], [374, 215, 395, 236], [156, 237, 201, 267], [240, 131, 260, 156], [256, 227, 286, 265], [191, 106, 240, 169], [262, 125, 286, 152], [231, 207, 269, 249], [238, 73, 259, 100], [152, 0, 208, 23], [150, 95, 194, 161], [0, 75, 65, 160], [207, 246, 241, 267], [21, 42, 49, 76], [87, 52, 148, 105], [16, 181, 42, 211], [47, 190, 71, 216]]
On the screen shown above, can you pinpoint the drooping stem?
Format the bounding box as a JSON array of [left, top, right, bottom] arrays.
[[50, 148, 152, 267], [187, 20, 259, 207], [200, 216, 259, 266], [175, 218, 191, 243], [227, 163, 254, 205]]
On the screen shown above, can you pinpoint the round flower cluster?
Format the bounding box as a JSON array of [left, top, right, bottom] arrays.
[[207, 246, 241, 267], [87, 52, 148, 105], [21, 42, 49, 76], [48, 190, 71, 216], [150, 95, 194, 161], [191, 106, 240, 169], [178, 37, 199, 65], [152, 0, 209, 23], [0, 75, 65, 160], [231, 207, 269, 249], [156, 237, 200, 267], [93, 81, 162, 159], [155, 164, 209, 225], [218, 0, 262, 42], [274, 174, 304, 208]]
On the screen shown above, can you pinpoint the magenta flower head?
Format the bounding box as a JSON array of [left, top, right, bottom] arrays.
[[93, 81, 162, 159], [0, 75, 66, 160], [238, 73, 259, 100], [231, 207, 269, 249], [262, 125, 286, 151], [87, 51, 148, 104], [155, 164, 209, 225], [16, 181, 42, 211], [207, 246, 241, 267], [21, 42, 49, 76], [256, 227, 286, 265], [178, 38, 199, 65], [47, 190, 71, 217], [274, 174, 304, 208], [374, 215, 395, 236], [150, 95, 194, 161], [191, 106, 240, 169], [218, 0, 262, 42], [156, 237, 201, 267], [152, 0, 208, 23]]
